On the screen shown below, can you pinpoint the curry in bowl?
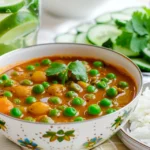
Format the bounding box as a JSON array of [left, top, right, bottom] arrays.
[[0, 56, 136, 123]]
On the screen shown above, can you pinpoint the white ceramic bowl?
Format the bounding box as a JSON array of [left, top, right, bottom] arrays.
[[118, 82, 150, 150], [0, 44, 142, 150], [43, 0, 110, 18]]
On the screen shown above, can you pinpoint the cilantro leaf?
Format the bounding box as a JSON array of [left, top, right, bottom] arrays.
[[115, 20, 126, 28], [68, 60, 88, 82], [46, 62, 67, 76], [102, 38, 113, 48], [126, 21, 134, 33], [132, 12, 148, 36]]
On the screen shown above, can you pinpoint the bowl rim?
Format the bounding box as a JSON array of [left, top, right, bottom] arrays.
[[0, 43, 143, 125]]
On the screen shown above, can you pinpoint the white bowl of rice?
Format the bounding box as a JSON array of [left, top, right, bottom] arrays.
[[118, 82, 150, 150]]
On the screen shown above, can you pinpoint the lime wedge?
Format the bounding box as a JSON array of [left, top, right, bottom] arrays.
[[0, 11, 38, 43], [0, 0, 25, 13]]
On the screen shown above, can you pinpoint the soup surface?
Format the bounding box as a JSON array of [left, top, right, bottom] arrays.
[[0, 57, 136, 123]]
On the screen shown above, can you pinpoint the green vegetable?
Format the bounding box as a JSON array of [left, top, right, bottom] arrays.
[[41, 59, 51, 65], [49, 109, 60, 117], [1, 74, 9, 80], [10, 108, 22, 118], [99, 98, 112, 107], [102, 38, 113, 48], [106, 73, 116, 79], [48, 96, 62, 104], [11, 71, 19, 76], [21, 79, 33, 86], [93, 61, 103, 67], [34, 62, 40, 67], [26, 65, 35, 71], [74, 117, 85, 122], [42, 81, 50, 89], [101, 77, 109, 83], [72, 97, 85, 106], [57, 105, 67, 111], [63, 107, 77, 117], [25, 96, 36, 104], [87, 104, 101, 115], [106, 87, 118, 97], [96, 81, 107, 89], [13, 99, 21, 105], [40, 116, 54, 123], [24, 117, 36, 122], [86, 85, 96, 93], [4, 79, 14, 87], [89, 69, 99, 76], [118, 81, 128, 88], [32, 84, 45, 94], [106, 108, 116, 114], [4, 91, 13, 97], [66, 91, 78, 98]]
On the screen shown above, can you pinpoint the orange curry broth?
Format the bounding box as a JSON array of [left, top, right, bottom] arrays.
[[0, 56, 137, 123]]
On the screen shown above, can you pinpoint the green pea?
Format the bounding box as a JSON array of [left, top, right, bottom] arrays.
[[40, 116, 54, 123], [32, 84, 45, 94], [4, 79, 14, 87], [93, 61, 103, 67], [48, 96, 62, 104], [74, 117, 85, 122], [66, 91, 78, 98], [70, 82, 82, 92], [101, 77, 109, 83], [10, 108, 22, 118], [118, 81, 128, 88], [72, 97, 85, 106], [106, 108, 116, 114], [106, 87, 118, 97], [21, 79, 33, 86], [89, 69, 99, 76], [49, 109, 60, 117], [4, 91, 13, 98], [96, 81, 107, 89], [41, 59, 51, 65], [87, 104, 101, 115], [0, 80, 3, 85], [26, 65, 35, 71], [11, 71, 19, 76], [57, 105, 67, 111], [63, 107, 77, 117], [42, 82, 50, 89], [24, 117, 36, 122], [106, 73, 116, 79], [86, 85, 96, 93], [34, 62, 40, 67], [84, 94, 96, 100], [13, 99, 21, 105], [52, 80, 58, 84], [1, 74, 9, 80], [99, 98, 112, 107], [25, 96, 36, 104]]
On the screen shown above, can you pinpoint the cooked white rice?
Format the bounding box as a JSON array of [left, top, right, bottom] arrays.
[[129, 87, 150, 146]]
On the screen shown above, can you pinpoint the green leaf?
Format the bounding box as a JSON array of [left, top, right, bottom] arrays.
[[57, 136, 64, 142], [102, 38, 113, 48], [57, 130, 65, 135], [132, 12, 148, 36], [68, 60, 88, 82], [62, 70, 68, 84], [126, 21, 134, 33], [46, 62, 67, 76], [143, 7, 150, 16], [115, 20, 126, 28], [130, 34, 148, 52], [65, 130, 75, 136], [50, 135, 57, 142]]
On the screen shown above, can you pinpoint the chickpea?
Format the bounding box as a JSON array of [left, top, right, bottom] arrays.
[[13, 86, 32, 97], [28, 102, 50, 115], [31, 71, 47, 83], [48, 84, 66, 96]]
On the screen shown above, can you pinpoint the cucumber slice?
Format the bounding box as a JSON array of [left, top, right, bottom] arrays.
[[0, 11, 38, 43], [0, 0, 25, 13], [142, 48, 150, 62], [75, 33, 91, 44], [96, 13, 111, 24], [131, 58, 150, 72], [55, 34, 76, 43], [87, 24, 121, 46], [77, 23, 93, 33], [113, 45, 140, 57], [111, 13, 131, 21], [122, 7, 144, 15]]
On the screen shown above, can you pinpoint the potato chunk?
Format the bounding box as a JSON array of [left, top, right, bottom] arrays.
[[31, 71, 47, 83], [48, 84, 66, 96], [28, 102, 50, 115]]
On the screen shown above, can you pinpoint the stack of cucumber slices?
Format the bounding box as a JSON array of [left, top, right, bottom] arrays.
[[55, 7, 150, 72]]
